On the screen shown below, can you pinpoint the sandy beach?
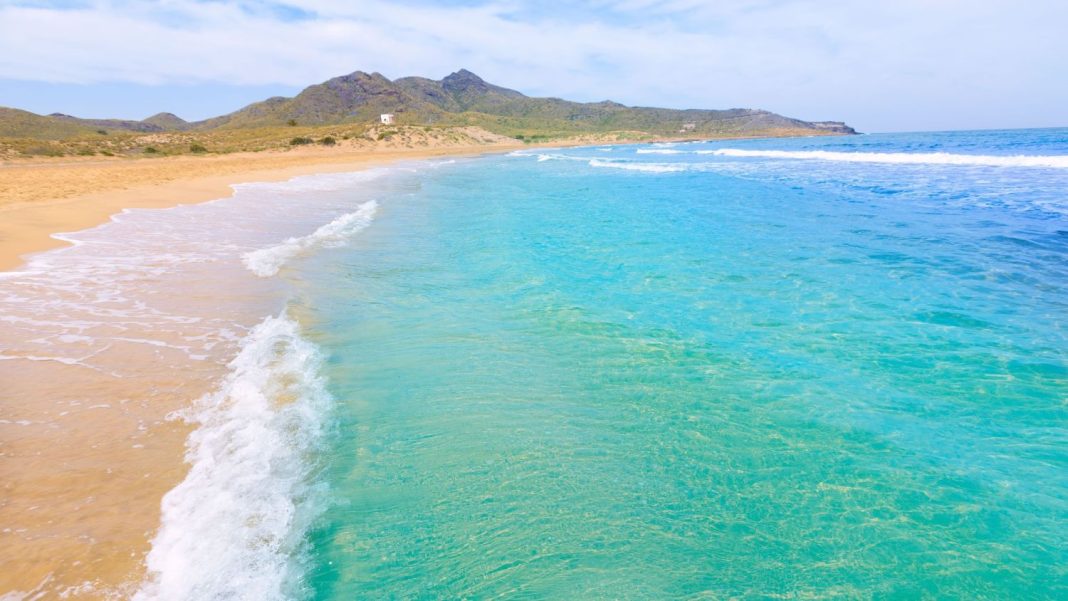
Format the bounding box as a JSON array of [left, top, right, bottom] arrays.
[[0, 132, 850, 598], [3, 1, 1059, 596], [0, 141, 521, 598], [0, 141, 525, 271]]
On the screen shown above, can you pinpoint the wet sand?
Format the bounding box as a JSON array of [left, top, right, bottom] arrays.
[[0, 142, 519, 599], [0, 130, 843, 598], [0, 261, 277, 599], [0, 143, 522, 271]]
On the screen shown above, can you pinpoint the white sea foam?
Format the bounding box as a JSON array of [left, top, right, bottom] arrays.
[[636, 148, 684, 155], [233, 169, 387, 194], [531, 153, 586, 162], [0, 167, 396, 599], [134, 314, 331, 601], [242, 200, 378, 277], [702, 148, 1068, 168], [588, 159, 687, 173]]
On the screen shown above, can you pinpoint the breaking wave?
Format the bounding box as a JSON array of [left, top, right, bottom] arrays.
[[588, 159, 687, 173], [243, 201, 378, 277], [702, 149, 1068, 168], [532, 153, 588, 162], [135, 314, 331, 601]]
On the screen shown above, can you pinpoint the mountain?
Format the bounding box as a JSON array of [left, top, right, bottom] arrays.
[[0, 107, 97, 139], [0, 110, 189, 140], [194, 68, 854, 136], [49, 113, 166, 133], [0, 69, 856, 140], [407, 68, 527, 113], [195, 71, 424, 129], [142, 112, 190, 130]]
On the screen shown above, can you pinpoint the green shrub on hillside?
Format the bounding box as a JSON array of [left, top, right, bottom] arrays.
[[290, 137, 313, 145], [319, 136, 336, 146], [189, 143, 207, 153]]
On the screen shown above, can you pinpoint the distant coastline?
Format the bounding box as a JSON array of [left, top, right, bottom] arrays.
[[1, 68, 854, 163], [0, 67, 855, 273], [0, 126, 854, 272]]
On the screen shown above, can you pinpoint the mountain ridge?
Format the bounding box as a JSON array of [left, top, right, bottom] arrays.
[[0, 68, 856, 141]]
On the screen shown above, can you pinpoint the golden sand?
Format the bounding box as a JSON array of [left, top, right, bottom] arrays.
[[0, 141, 524, 271], [0, 140, 521, 599]]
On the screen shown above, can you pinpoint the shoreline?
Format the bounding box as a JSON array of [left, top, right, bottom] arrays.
[[0, 129, 850, 272], [0, 157, 421, 597], [0, 131, 846, 597], [0, 143, 525, 271], [1, 141, 540, 597]]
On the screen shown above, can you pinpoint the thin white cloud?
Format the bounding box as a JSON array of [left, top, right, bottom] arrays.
[[0, 0, 1065, 130]]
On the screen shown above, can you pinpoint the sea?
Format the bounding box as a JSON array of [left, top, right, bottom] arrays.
[[3, 128, 1067, 599]]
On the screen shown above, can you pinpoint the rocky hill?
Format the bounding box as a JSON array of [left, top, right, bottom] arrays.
[[0, 68, 855, 142], [0, 107, 97, 139], [193, 69, 855, 137], [142, 112, 190, 130]]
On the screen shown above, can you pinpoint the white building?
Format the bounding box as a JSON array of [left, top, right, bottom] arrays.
[[380, 113, 395, 125]]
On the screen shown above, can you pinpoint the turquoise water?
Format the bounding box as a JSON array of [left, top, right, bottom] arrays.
[[284, 131, 1064, 598]]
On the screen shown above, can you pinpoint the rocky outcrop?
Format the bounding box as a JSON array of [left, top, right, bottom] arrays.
[[808, 121, 858, 135]]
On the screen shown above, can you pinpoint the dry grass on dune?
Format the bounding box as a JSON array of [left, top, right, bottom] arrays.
[[0, 123, 523, 161]]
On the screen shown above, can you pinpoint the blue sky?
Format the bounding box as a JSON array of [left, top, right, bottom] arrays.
[[1, 0, 1066, 132]]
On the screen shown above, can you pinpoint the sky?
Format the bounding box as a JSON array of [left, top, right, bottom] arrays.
[[1, 0, 1066, 132]]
